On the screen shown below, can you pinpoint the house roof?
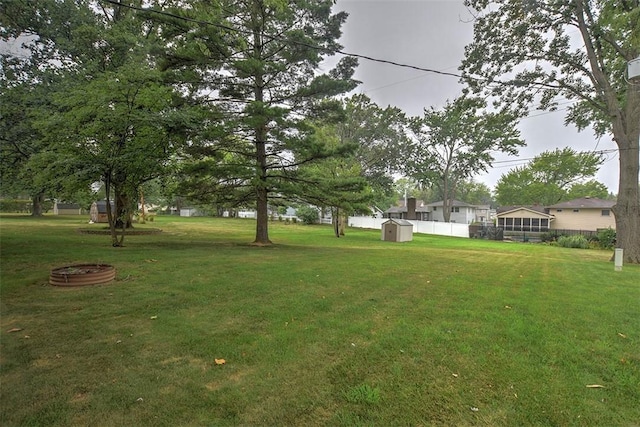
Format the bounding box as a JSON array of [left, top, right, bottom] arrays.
[[496, 206, 555, 219], [384, 205, 431, 213], [424, 200, 477, 208], [385, 206, 406, 214], [496, 205, 547, 215], [546, 197, 615, 209]]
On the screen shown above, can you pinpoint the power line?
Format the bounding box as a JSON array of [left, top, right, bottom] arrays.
[[99, 0, 470, 80]]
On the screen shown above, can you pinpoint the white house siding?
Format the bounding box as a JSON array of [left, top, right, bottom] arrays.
[[549, 208, 615, 231], [429, 207, 475, 224]]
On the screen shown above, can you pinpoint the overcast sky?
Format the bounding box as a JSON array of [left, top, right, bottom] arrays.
[[328, 0, 619, 193]]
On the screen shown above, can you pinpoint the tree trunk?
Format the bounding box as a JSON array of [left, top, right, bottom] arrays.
[[31, 192, 44, 217], [114, 191, 134, 229], [442, 175, 452, 223], [251, 10, 271, 246], [254, 180, 271, 245], [574, 0, 640, 263], [612, 128, 640, 264], [332, 207, 345, 237]]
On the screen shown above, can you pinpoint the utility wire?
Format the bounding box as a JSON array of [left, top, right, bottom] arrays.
[[98, 0, 604, 118], [99, 0, 470, 81]]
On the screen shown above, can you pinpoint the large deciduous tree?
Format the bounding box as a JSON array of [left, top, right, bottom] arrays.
[[405, 96, 523, 222], [2, 0, 192, 246], [461, 0, 640, 262], [294, 125, 372, 237], [163, 0, 358, 245], [0, 81, 50, 216], [335, 94, 408, 209], [495, 148, 606, 206]]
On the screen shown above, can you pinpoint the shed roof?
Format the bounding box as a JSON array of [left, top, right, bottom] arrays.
[[56, 203, 80, 209], [382, 218, 414, 226]]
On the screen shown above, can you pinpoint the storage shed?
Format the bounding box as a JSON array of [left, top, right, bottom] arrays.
[[54, 202, 82, 215], [90, 201, 114, 223], [381, 218, 414, 242]]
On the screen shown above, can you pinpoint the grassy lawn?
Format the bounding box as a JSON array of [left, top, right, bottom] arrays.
[[1, 215, 638, 426]]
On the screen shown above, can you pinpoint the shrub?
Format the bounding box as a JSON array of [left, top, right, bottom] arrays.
[[557, 234, 590, 249], [596, 228, 616, 250], [296, 205, 319, 225]]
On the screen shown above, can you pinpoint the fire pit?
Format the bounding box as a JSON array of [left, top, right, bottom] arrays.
[[49, 264, 116, 287]]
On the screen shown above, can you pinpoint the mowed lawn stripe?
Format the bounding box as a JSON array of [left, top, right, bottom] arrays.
[[1, 215, 638, 426]]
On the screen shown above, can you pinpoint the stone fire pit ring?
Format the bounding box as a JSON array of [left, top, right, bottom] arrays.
[[49, 264, 116, 287]]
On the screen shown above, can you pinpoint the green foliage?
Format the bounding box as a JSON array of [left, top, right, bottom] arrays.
[[596, 228, 617, 250], [406, 96, 523, 220], [2, 0, 195, 236], [166, 0, 358, 244], [556, 235, 590, 249], [296, 205, 320, 225], [461, 0, 639, 262], [0, 199, 49, 213], [495, 148, 606, 206], [567, 180, 612, 200], [336, 94, 408, 205]]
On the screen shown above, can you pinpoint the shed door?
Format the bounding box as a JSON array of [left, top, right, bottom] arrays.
[[386, 223, 398, 241]]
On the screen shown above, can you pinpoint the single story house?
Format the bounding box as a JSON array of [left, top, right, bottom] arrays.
[[495, 205, 554, 232], [495, 197, 616, 232], [545, 197, 616, 231]]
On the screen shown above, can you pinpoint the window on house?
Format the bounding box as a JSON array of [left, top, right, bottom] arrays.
[[523, 218, 531, 231], [532, 218, 540, 231], [498, 218, 505, 227], [506, 218, 513, 230], [541, 219, 549, 230], [601, 209, 610, 216], [451, 207, 459, 213], [573, 209, 580, 213], [433, 207, 437, 211], [556, 209, 563, 212]]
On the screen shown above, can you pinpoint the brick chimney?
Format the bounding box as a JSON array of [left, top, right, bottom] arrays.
[[406, 197, 417, 220]]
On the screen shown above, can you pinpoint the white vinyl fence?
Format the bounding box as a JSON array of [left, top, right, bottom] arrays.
[[348, 217, 470, 239]]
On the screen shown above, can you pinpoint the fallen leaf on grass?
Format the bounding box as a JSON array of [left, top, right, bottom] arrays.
[[214, 358, 226, 365], [150, 316, 158, 320], [470, 407, 479, 412], [586, 384, 606, 388], [7, 328, 23, 333], [617, 333, 627, 339]]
